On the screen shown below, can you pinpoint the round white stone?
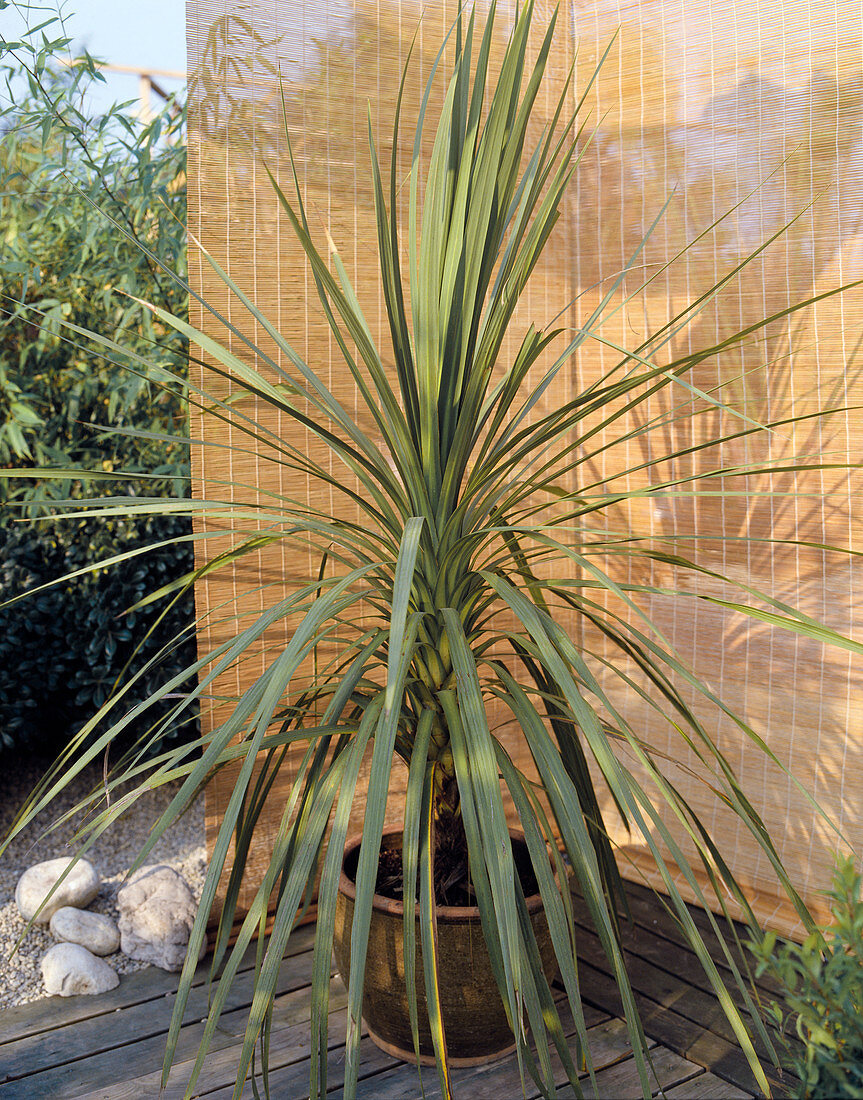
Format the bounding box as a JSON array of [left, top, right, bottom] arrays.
[[117, 864, 205, 972], [15, 858, 101, 924], [41, 943, 119, 997], [49, 907, 120, 956]]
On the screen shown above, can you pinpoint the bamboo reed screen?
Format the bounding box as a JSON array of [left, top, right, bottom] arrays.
[[186, 0, 862, 936]]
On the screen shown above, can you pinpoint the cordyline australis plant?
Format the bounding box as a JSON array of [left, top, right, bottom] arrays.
[[4, 2, 862, 1098]]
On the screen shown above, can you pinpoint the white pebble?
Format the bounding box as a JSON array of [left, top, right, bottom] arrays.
[[49, 907, 120, 956], [41, 942, 119, 996], [0, 763, 206, 1010], [15, 858, 101, 924], [117, 865, 205, 972]]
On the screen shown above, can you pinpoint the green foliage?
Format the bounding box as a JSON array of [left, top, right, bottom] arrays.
[[0, 12, 189, 511], [0, 5, 195, 755], [0, 512, 198, 755], [751, 858, 863, 1099]]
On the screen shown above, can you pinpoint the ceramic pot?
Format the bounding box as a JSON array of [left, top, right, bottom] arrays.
[[333, 829, 557, 1066]]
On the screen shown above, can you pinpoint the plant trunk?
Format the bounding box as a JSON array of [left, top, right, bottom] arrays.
[[429, 734, 473, 906]]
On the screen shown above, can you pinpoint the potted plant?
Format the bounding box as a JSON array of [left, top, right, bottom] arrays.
[[4, 1, 861, 1098]]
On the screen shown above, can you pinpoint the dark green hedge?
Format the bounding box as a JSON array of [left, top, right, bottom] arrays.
[[0, 512, 198, 755]]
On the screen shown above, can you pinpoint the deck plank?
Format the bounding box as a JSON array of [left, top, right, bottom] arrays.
[[408, 1007, 617, 1100], [0, 882, 785, 1100], [213, 1001, 609, 1098], [608, 882, 782, 996], [452, 1015, 647, 1100], [574, 956, 785, 1097], [579, 1046, 705, 1099], [0, 950, 322, 1096], [561, 893, 795, 1095], [569, 888, 778, 1011], [0, 923, 317, 1048], [320, 1015, 641, 1100], [664, 1071, 756, 1098], [203, 1031, 401, 1100], [565, 897, 780, 1065], [78, 986, 352, 1100]]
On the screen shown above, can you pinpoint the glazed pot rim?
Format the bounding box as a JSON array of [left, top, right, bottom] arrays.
[[338, 828, 548, 921]]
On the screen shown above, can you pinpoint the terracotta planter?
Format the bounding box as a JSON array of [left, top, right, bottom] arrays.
[[333, 830, 557, 1066]]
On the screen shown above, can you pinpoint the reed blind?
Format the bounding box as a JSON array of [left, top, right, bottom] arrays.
[[186, 0, 862, 935]]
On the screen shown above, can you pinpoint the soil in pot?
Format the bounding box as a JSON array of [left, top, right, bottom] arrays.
[[333, 830, 557, 1066]]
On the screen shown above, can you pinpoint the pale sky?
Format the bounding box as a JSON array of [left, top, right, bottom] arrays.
[[2, 0, 187, 113]]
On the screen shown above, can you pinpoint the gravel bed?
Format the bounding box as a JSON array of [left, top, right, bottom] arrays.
[[0, 756, 207, 1009]]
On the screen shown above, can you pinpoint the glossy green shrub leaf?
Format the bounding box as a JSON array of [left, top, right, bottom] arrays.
[[0, 10, 193, 758], [749, 858, 863, 1099], [0, 24, 188, 511], [0, 512, 197, 754]]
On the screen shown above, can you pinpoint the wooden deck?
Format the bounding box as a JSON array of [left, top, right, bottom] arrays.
[[0, 881, 798, 1099]]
